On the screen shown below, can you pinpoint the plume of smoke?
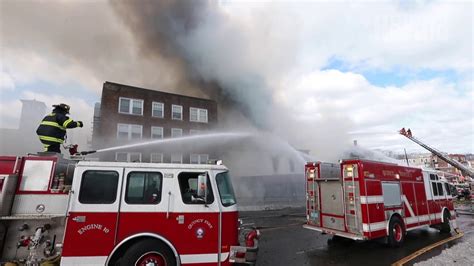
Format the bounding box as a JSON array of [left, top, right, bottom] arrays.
[[110, 0, 291, 128], [2, 0, 356, 161]]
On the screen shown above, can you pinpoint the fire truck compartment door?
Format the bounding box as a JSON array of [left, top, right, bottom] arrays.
[[62, 166, 123, 258], [320, 181, 344, 216]]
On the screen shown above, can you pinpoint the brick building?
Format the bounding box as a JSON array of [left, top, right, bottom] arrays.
[[92, 81, 218, 163]]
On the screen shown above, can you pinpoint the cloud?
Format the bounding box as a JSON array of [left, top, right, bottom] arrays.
[[279, 69, 473, 154], [0, 99, 22, 128], [0, 71, 15, 91], [0, 0, 181, 94]]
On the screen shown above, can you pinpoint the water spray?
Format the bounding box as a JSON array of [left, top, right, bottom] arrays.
[[93, 132, 252, 153]]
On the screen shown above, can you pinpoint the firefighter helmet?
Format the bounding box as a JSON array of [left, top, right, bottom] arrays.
[[53, 103, 70, 114]]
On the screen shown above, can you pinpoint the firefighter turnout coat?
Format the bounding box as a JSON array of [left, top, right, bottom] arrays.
[[36, 110, 82, 146]]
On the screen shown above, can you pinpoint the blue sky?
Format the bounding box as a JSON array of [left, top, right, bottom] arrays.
[[322, 57, 461, 88]]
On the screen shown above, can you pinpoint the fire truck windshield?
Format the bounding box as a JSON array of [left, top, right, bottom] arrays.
[[216, 171, 236, 207]]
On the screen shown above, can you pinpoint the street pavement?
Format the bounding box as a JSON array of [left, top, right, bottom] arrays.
[[239, 207, 474, 266]]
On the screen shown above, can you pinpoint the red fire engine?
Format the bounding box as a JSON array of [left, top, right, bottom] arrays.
[[0, 153, 259, 265], [304, 160, 457, 246]]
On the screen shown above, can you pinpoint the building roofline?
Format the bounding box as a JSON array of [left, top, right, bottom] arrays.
[[104, 81, 217, 103], [20, 99, 47, 107]]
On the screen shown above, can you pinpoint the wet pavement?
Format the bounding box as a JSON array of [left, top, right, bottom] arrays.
[[239, 207, 474, 266]]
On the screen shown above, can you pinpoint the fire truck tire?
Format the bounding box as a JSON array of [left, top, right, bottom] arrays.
[[440, 210, 451, 233], [388, 216, 405, 247], [120, 239, 176, 266]]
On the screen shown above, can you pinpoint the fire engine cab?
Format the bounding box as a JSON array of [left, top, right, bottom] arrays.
[[304, 160, 457, 247], [0, 153, 259, 265]]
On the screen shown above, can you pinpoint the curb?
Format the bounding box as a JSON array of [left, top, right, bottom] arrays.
[[391, 230, 464, 266], [456, 211, 474, 216]]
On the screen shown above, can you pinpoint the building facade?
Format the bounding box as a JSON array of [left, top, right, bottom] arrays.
[[433, 154, 471, 177], [0, 99, 47, 155], [92, 82, 218, 163]]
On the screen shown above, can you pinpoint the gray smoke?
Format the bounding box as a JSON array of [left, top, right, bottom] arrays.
[[1, 0, 354, 160], [110, 0, 273, 128]]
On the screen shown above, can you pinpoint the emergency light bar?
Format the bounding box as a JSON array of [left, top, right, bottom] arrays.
[[207, 159, 223, 165]]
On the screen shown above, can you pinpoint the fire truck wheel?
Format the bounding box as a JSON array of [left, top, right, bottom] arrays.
[[120, 239, 176, 266], [440, 210, 451, 233], [388, 217, 405, 247]]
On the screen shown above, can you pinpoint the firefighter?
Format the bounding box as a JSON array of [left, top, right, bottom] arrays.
[[36, 103, 83, 153]]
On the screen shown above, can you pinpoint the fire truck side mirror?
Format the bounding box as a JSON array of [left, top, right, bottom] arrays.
[[197, 173, 208, 201]]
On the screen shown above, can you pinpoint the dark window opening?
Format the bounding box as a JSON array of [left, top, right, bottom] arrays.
[[431, 182, 438, 196], [437, 182, 444, 196], [79, 171, 119, 204]]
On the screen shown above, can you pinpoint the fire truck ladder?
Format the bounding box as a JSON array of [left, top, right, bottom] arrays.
[[343, 167, 359, 233], [399, 128, 474, 178]]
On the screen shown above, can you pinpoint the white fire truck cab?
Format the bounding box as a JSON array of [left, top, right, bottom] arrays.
[[0, 154, 259, 265], [304, 160, 457, 247]]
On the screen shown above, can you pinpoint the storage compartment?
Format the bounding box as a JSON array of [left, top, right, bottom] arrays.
[[322, 215, 345, 231], [320, 181, 344, 216], [319, 162, 342, 180]]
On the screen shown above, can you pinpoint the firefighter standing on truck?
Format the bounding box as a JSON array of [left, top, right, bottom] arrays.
[[36, 103, 83, 153]]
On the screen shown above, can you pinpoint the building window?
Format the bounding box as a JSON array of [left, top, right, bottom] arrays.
[[125, 172, 163, 204], [152, 102, 164, 118], [117, 124, 142, 140], [189, 129, 202, 135], [190, 154, 209, 164], [116, 152, 128, 162], [119, 97, 143, 115], [190, 107, 208, 123], [171, 128, 183, 138], [171, 153, 182, 164], [150, 153, 163, 163], [116, 152, 142, 162], [172, 105, 183, 120], [151, 126, 164, 139], [271, 156, 279, 173]]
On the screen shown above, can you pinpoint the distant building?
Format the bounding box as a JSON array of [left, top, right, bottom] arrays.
[[406, 153, 433, 168], [432, 154, 470, 178], [0, 99, 46, 155], [92, 81, 218, 163]]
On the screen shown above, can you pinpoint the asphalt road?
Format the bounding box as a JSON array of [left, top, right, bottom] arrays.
[[239, 208, 473, 266]]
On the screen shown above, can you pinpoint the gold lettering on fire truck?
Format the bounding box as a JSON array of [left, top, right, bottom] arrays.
[[364, 171, 375, 178], [399, 171, 410, 177], [77, 224, 110, 235], [382, 170, 395, 177], [187, 219, 213, 230]]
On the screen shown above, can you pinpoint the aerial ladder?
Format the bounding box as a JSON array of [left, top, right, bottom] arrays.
[[399, 128, 474, 178]]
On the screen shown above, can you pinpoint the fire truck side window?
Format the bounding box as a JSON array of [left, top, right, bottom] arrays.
[[437, 183, 444, 196], [79, 171, 119, 204], [125, 172, 163, 204], [216, 171, 237, 207], [178, 172, 214, 204], [431, 182, 439, 196], [445, 183, 452, 196]]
